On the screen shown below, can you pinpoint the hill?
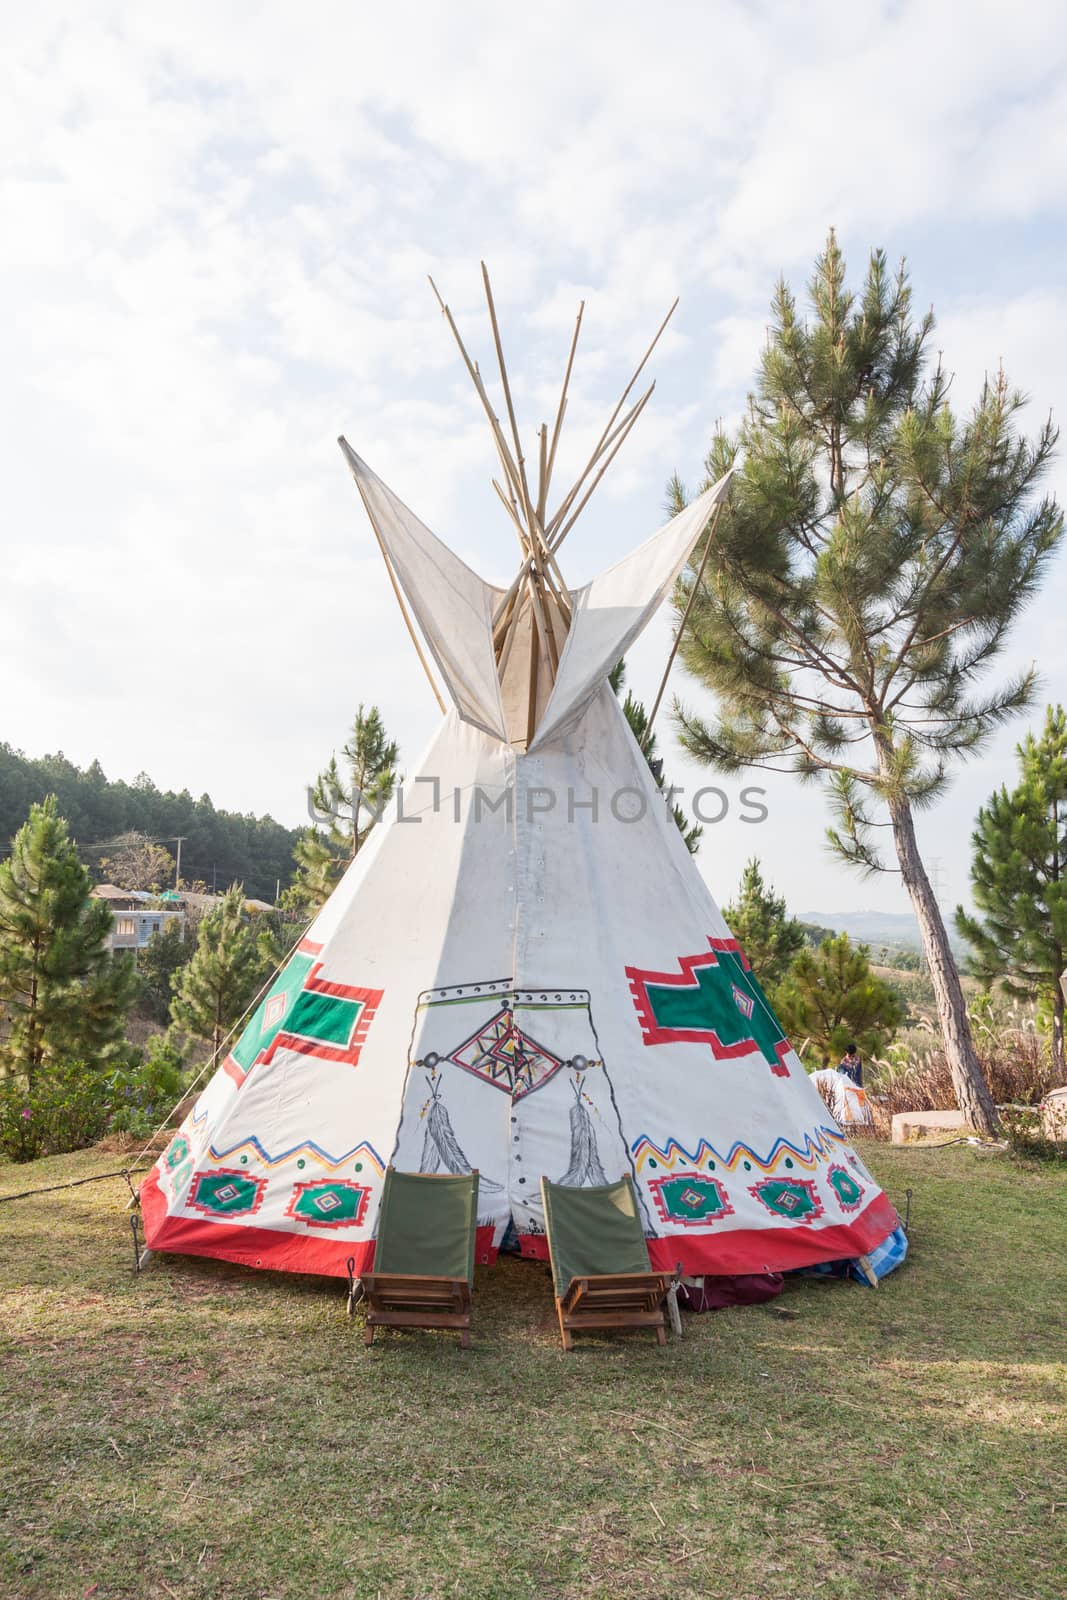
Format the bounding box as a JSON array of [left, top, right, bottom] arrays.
[[797, 908, 927, 950], [0, 743, 299, 903]]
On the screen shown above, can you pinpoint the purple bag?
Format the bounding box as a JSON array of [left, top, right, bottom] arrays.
[[677, 1272, 784, 1312]]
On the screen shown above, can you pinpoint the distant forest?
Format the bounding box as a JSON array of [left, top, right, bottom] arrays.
[[0, 744, 299, 902]]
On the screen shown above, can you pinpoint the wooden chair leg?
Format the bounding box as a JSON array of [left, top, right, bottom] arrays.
[[364, 1323, 375, 1347], [655, 1322, 667, 1346], [460, 1326, 470, 1350]]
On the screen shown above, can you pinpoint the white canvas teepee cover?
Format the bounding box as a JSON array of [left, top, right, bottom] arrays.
[[142, 462, 902, 1280]]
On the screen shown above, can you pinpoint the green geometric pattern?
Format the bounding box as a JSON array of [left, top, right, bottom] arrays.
[[628, 944, 791, 1076], [648, 1172, 735, 1228], [749, 1176, 824, 1222], [164, 1135, 190, 1172], [228, 950, 378, 1078], [187, 1169, 266, 1218], [827, 1164, 865, 1212], [285, 1179, 371, 1230], [231, 953, 314, 1071]]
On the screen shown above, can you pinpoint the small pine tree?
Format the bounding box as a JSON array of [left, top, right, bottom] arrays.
[[725, 858, 806, 987], [288, 705, 400, 912], [609, 660, 702, 853], [956, 705, 1067, 1073], [0, 795, 138, 1083], [138, 919, 194, 1024], [170, 884, 263, 1061], [775, 932, 905, 1068]]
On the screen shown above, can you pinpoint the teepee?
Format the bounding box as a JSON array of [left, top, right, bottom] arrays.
[[142, 271, 905, 1285]]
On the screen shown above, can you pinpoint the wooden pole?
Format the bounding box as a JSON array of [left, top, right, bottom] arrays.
[[549, 385, 656, 556], [640, 498, 726, 753], [543, 300, 676, 537], [545, 381, 655, 546], [481, 262, 537, 535], [546, 302, 584, 497], [442, 332, 568, 664], [496, 587, 526, 679], [536, 424, 549, 533], [338, 437, 448, 715], [586, 297, 678, 469], [478, 262, 561, 669]]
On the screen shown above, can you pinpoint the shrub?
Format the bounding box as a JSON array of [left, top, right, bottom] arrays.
[[0, 1060, 111, 1162], [107, 1036, 188, 1139], [999, 1105, 1067, 1166], [0, 1036, 189, 1161]]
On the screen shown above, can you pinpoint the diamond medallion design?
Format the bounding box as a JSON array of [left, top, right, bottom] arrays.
[[164, 1135, 190, 1172], [748, 1176, 824, 1223], [187, 1168, 267, 1219], [284, 1178, 372, 1230], [446, 1007, 565, 1099], [827, 1163, 865, 1213], [648, 1171, 735, 1228], [732, 983, 755, 1020]]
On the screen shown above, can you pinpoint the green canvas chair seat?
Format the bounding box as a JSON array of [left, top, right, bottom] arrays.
[[541, 1175, 670, 1350], [360, 1168, 479, 1347]]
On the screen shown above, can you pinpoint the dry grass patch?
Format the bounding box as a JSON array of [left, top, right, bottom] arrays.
[[1, 1145, 1065, 1600]]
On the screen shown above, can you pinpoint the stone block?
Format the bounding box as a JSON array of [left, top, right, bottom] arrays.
[[891, 1108, 967, 1143]]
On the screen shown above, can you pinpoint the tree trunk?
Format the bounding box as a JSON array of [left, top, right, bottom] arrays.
[[887, 789, 999, 1135], [1052, 981, 1065, 1078]]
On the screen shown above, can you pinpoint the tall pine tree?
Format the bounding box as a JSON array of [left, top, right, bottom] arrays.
[[288, 705, 400, 912], [669, 233, 1063, 1134], [0, 796, 137, 1083], [170, 884, 263, 1061], [956, 704, 1067, 1072], [725, 858, 806, 987]]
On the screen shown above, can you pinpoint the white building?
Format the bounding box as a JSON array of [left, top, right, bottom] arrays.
[[92, 885, 185, 954]]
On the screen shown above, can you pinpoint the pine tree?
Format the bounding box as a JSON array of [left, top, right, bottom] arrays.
[[725, 858, 806, 987], [956, 705, 1067, 1072], [669, 233, 1063, 1134], [609, 660, 702, 853], [775, 933, 905, 1068], [138, 919, 194, 1024], [170, 884, 263, 1061], [287, 705, 400, 912], [0, 795, 137, 1083]]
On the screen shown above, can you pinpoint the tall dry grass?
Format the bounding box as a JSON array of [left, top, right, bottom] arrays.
[[864, 997, 1062, 1131]]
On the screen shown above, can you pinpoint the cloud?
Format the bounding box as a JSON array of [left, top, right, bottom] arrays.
[[1, 0, 1065, 917]]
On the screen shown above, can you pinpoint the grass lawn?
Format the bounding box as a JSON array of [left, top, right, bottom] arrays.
[[1, 1144, 1064, 1600]]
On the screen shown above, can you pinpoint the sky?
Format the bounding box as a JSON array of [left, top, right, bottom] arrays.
[[2, 1, 1066, 918]]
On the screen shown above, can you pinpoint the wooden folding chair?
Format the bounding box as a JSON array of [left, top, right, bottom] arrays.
[[360, 1168, 479, 1348], [541, 1175, 670, 1351]]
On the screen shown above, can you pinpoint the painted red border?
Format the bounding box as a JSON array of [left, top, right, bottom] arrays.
[[142, 1169, 898, 1284], [516, 1190, 899, 1276], [625, 938, 792, 1077], [142, 1169, 498, 1280]]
